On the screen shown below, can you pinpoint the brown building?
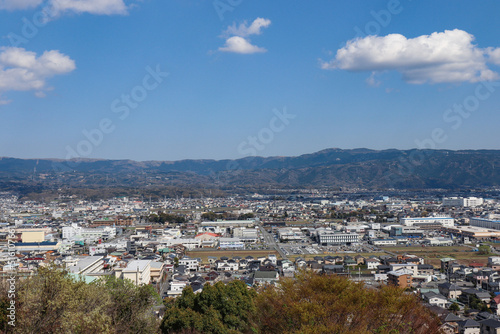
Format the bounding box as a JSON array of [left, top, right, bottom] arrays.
[[387, 270, 413, 288], [90, 217, 134, 227]]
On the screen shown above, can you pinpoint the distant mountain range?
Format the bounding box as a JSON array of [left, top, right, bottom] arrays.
[[1, 148, 499, 199]]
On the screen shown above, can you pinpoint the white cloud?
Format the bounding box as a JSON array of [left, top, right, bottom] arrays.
[[48, 0, 128, 16], [322, 29, 500, 84], [219, 36, 267, 54], [487, 47, 500, 65], [218, 17, 270, 55], [223, 17, 271, 37], [366, 72, 381, 87], [0, 47, 76, 103], [0, 0, 42, 10]]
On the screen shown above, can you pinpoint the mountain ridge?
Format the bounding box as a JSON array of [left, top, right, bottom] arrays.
[[1, 148, 499, 199]]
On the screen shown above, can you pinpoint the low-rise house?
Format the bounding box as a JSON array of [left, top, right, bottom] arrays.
[[457, 319, 480, 334], [366, 258, 381, 270], [490, 295, 500, 315], [439, 282, 462, 299], [475, 292, 492, 305], [322, 264, 344, 275], [354, 255, 365, 265], [422, 291, 448, 308], [417, 264, 434, 275], [167, 280, 188, 297], [253, 271, 279, 285], [215, 260, 238, 272], [479, 318, 500, 334]]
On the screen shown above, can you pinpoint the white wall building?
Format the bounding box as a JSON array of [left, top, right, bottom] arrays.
[[179, 257, 200, 271], [277, 228, 303, 242], [118, 260, 151, 286], [318, 232, 360, 245], [400, 217, 454, 228], [370, 239, 397, 246], [62, 223, 116, 242], [162, 238, 201, 250], [219, 237, 245, 249], [442, 197, 484, 207], [67, 256, 104, 275]]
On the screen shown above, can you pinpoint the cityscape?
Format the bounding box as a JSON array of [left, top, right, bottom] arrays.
[[2, 0, 500, 333]]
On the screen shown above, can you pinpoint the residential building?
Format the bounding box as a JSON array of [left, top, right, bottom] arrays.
[[387, 269, 413, 288]]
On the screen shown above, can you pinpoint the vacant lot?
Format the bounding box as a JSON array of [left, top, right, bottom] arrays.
[[381, 245, 490, 267]]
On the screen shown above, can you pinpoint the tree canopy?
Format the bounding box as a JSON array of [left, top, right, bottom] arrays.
[[0, 266, 160, 334], [161, 280, 257, 334], [161, 272, 442, 334]]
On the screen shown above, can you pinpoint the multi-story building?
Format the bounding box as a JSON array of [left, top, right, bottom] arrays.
[[470, 217, 500, 231], [116, 260, 151, 286], [178, 257, 200, 271], [219, 237, 245, 249], [387, 269, 413, 288], [442, 197, 484, 207], [317, 232, 360, 245], [400, 217, 454, 228], [62, 223, 116, 242]]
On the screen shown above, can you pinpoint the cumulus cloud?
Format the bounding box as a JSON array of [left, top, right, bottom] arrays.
[[47, 0, 129, 16], [0, 0, 42, 10], [321, 29, 500, 84], [0, 47, 76, 104], [223, 17, 271, 37], [219, 36, 267, 54], [219, 17, 270, 55], [487, 47, 500, 65]]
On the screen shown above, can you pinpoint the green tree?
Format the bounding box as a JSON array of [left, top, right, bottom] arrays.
[[100, 275, 160, 334], [201, 212, 222, 221], [448, 302, 460, 312], [161, 280, 257, 334], [478, 245, 491, 255]]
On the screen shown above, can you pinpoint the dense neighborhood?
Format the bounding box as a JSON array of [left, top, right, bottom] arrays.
[[2, 191, 500, 332]]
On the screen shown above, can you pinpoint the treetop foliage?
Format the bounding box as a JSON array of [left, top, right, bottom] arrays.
[[0, 266, 160, 334], [161, 271, 442, 334]]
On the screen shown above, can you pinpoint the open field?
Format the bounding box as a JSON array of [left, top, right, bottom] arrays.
[[186, 249, 278, 264], [286, 252, 386, 262], [381, 245, 491, 267]]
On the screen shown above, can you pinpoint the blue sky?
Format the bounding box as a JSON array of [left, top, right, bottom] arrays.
[[1, 0, 500, 161]]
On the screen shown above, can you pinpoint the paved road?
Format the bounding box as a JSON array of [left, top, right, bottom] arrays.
[[259, 225, 287, 260]]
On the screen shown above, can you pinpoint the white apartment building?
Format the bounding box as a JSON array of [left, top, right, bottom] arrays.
[[62, 223, 116, 242], [219, 237, 245, 249], [162, 238, 201, 250], [118, 260, 151, 286], [442, 197, 484, 207], [318, 232, 360, 245], [370, 239, 397, 246], [400, 217, 454, 228], [390, 263, 419, 276], [233, 227, 258, 242], [178, 257, 200, 271]]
